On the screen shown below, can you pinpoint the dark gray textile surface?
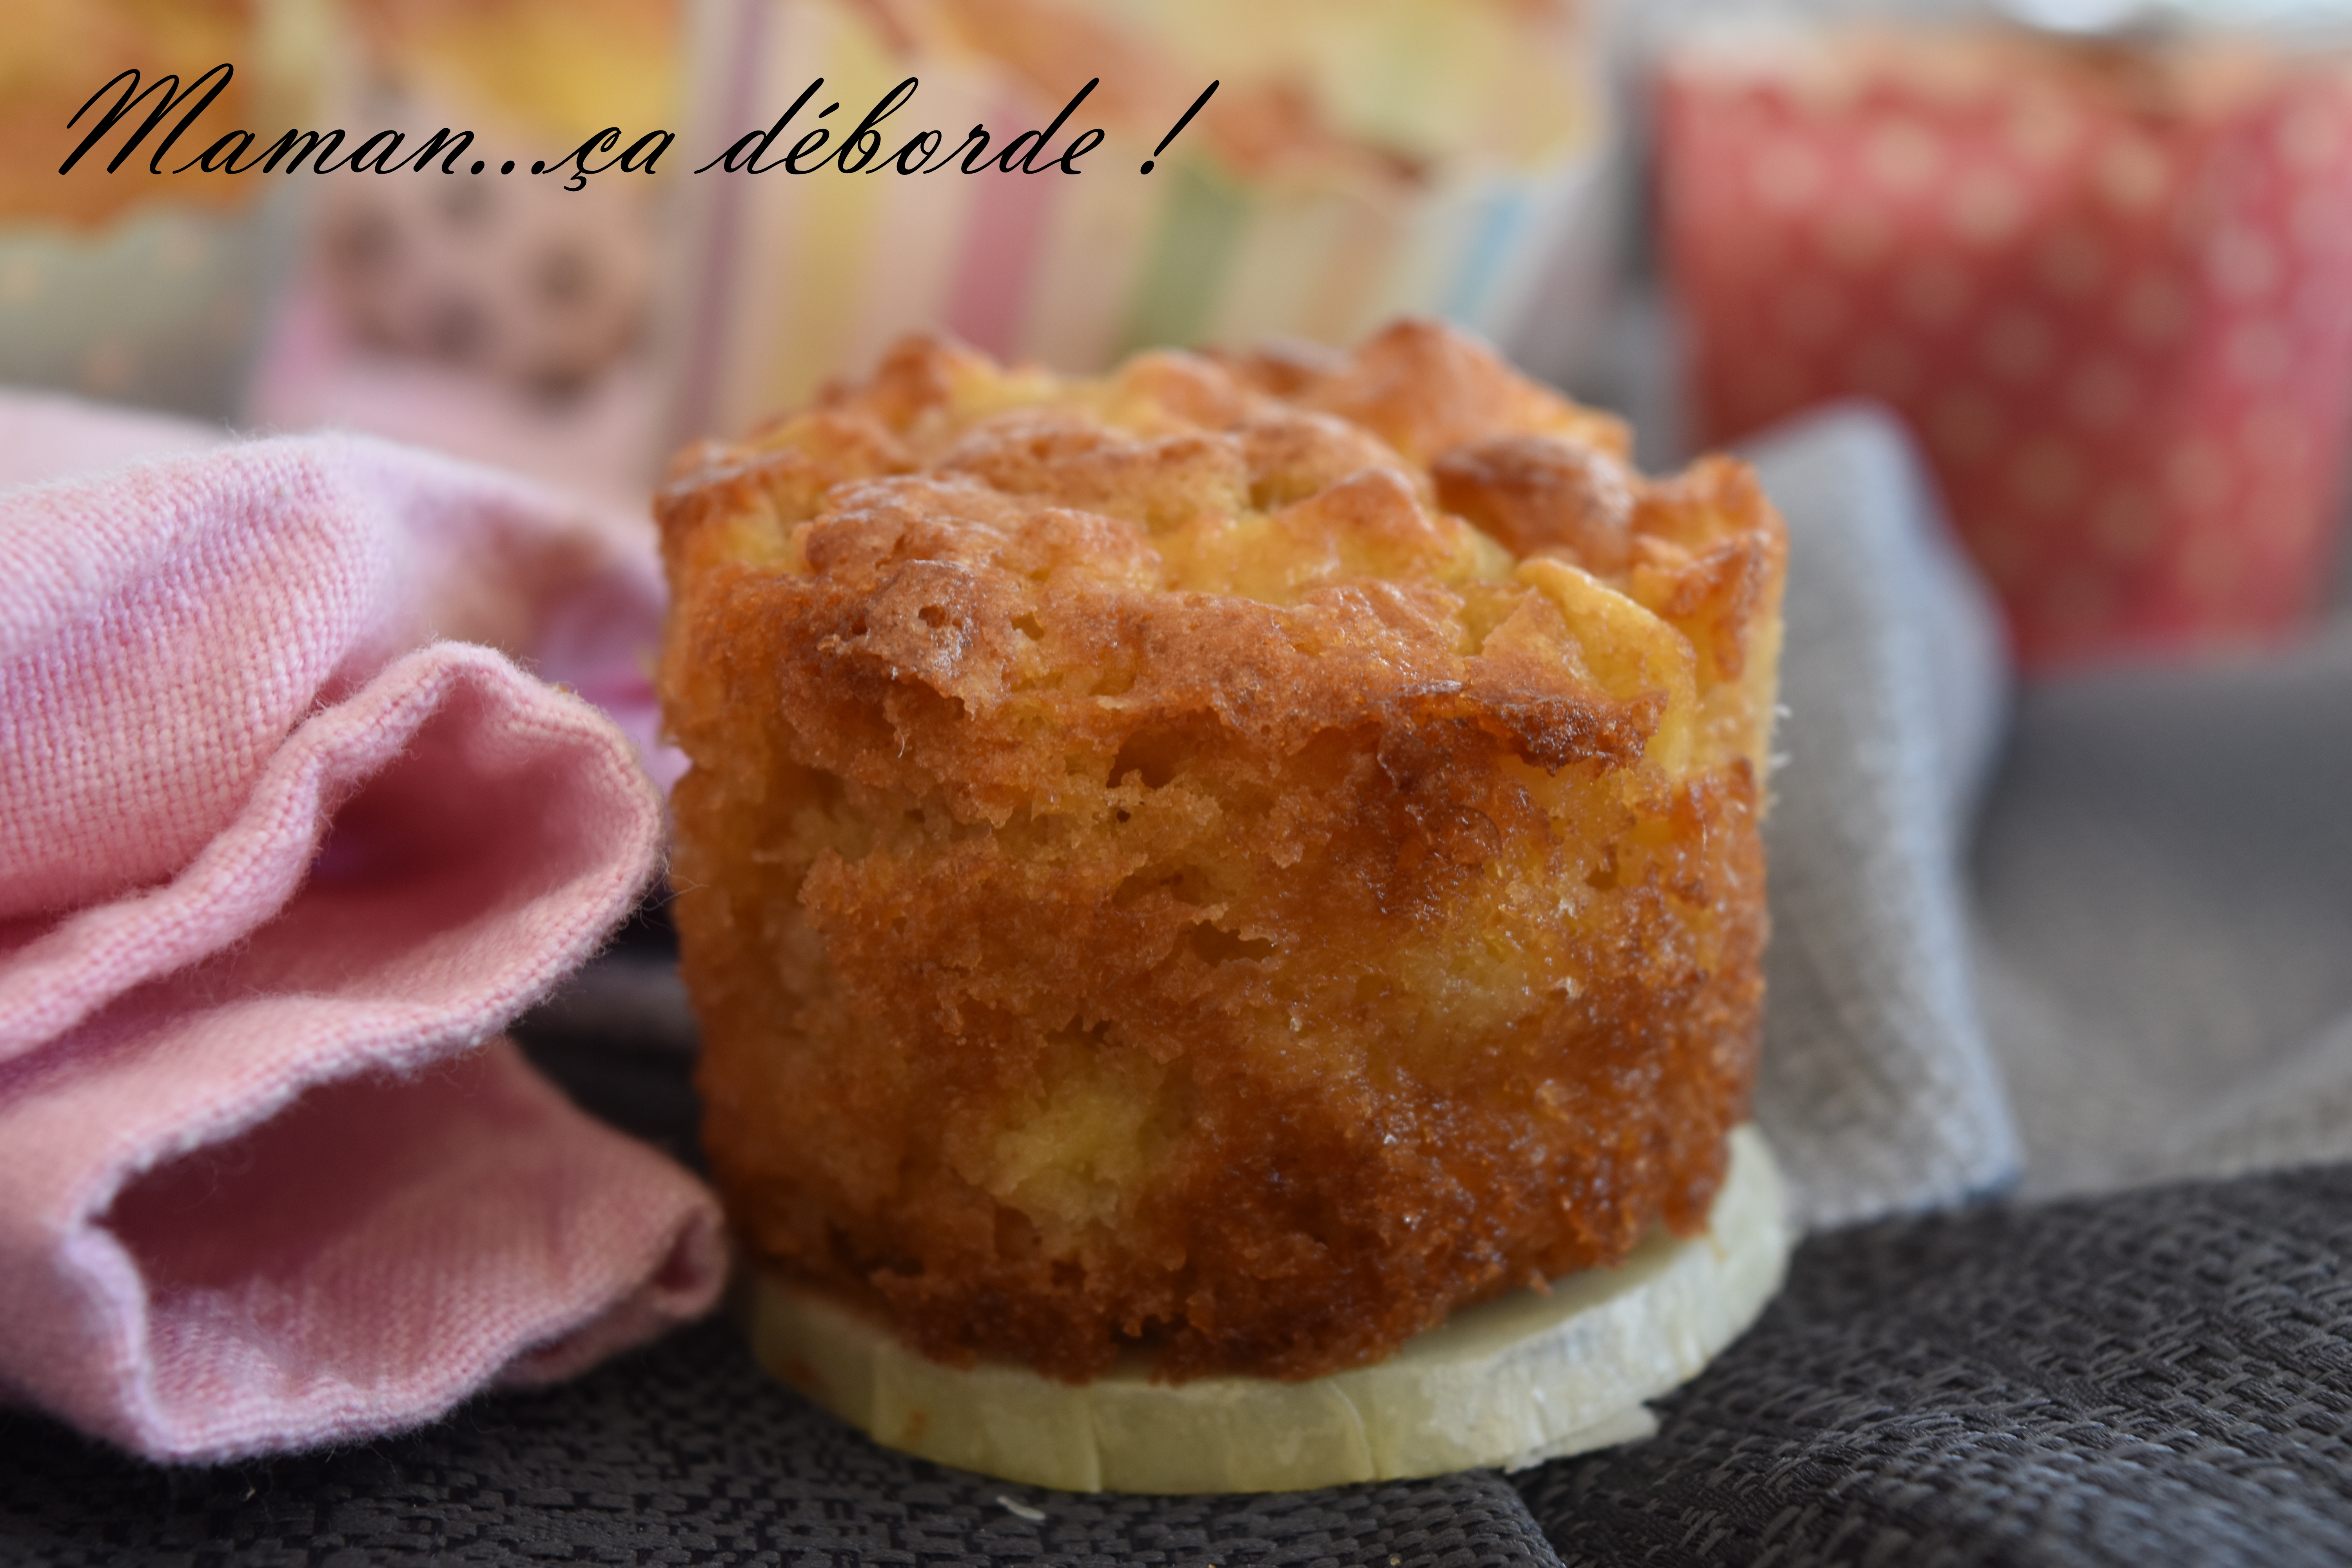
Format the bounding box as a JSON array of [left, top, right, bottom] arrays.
[[0, 1024, 1561, 1568], [1519, 1163, 2352, 1568], [13, 1029, 2352, 1566], [0, 1316, 1558, 1567]]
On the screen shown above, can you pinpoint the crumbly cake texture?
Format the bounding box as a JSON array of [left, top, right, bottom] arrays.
[[658, 320, 1786, 1384]]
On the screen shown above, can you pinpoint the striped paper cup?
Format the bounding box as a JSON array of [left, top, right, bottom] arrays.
[[664, 0, 1608, 439]]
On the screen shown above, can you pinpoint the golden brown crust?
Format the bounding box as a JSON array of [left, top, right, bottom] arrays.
[[661, 320, 1786, 1382], [1433, 434, 1638, 573]]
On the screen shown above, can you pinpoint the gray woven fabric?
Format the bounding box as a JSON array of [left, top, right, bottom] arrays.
[[0, 1316, 1562, 1567], [1517, 1161, 2352, 1566], [1974, 625, 2352, 1196], [1740, 407, 2020, 1226]]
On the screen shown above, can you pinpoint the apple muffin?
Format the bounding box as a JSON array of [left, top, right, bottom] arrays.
[[657, 320, 1786, 1383]]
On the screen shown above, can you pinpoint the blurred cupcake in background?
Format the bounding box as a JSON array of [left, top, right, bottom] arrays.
[[1, 0, 320, 420], [668, 0, 1613, 439], [247, 0, 687, 512], [1659, 20, 2352, 668], [313, 0, 677, 394]]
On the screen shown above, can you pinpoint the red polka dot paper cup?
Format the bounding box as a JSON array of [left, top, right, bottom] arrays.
[[1660, 29, 2352, 668]]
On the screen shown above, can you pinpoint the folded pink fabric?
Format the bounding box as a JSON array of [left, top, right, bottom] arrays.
[[0, 405, 725, 1462]]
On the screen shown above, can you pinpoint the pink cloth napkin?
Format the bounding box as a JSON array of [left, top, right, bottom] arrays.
[[0, 399, 725, 1462]]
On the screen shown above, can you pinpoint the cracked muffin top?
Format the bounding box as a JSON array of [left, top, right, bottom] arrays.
[[659, 319, 1787, 1383]]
